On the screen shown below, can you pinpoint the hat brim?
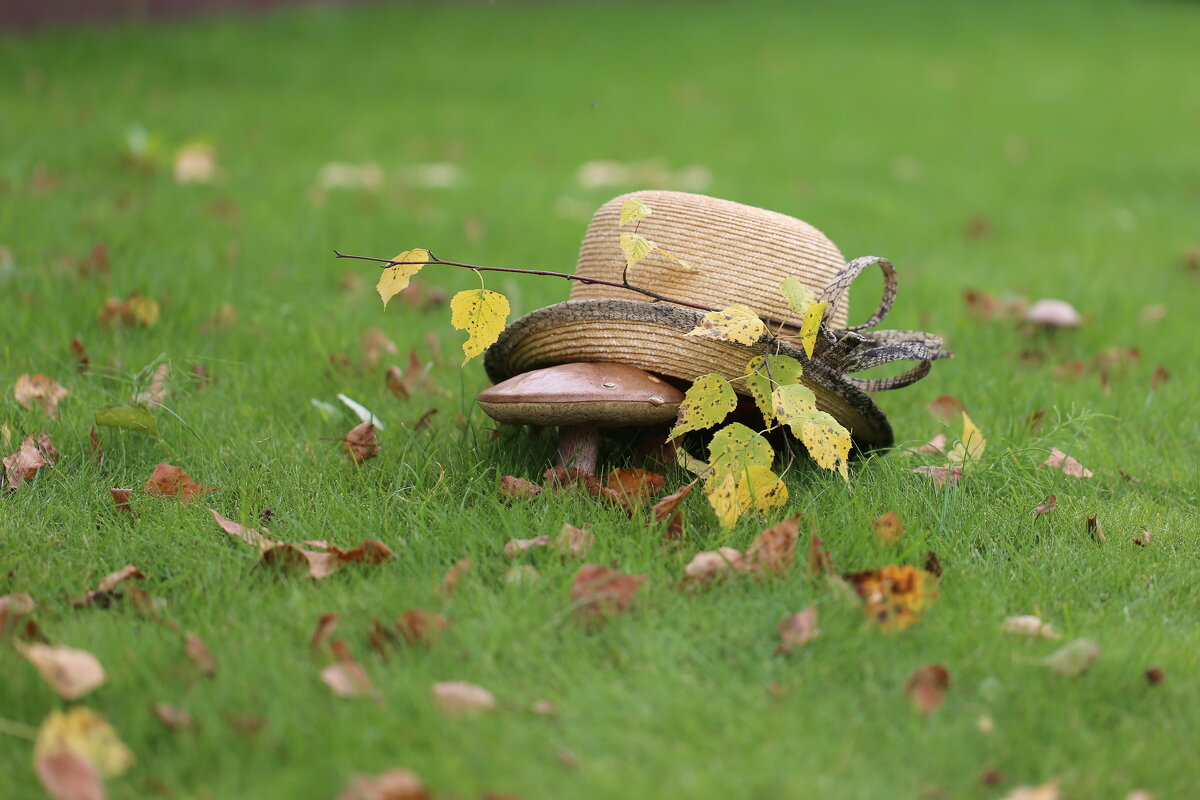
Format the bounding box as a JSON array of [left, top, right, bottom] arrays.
[[483, 299, 894, 451]]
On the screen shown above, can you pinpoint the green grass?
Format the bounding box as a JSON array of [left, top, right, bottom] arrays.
[[3, 0, 1199, 797]]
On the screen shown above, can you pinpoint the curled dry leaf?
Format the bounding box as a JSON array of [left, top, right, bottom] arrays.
[[1132, 530, 1152, 547], [1145, 667, 1165, 686], [73, 564, 145, 607], [3, 433, 57, 490], [396, 610, 450, 645], [153, 703, 195, 732], [35, 749, 104, 800], [1034, 495, 1056, 517], [144, 463, 213, 502], [260, 543, 343, 580], [498, 475, 542, 502], [809, 532, 835, 577], [776, 604, 819, 654], [922, 551, 943, 577], [327, 540, 394, 564], [604, 468, 666, 505], [571, 564, 646, 625], [344, 421, 380, 463], [337, 769, 430, 800], [746, 516, 800, 574], [1086, 514, 1106, 543], [109, 488, 133, 512], [14, 373, 69, 418], [311, 613, 340, 651], [438, 558, 472, 598], [1044, 638, 1101, 677], [210, 508, 275, 549], [556, 523, 594, 556], [432, 681, 497, 716], [18, 641, 106, 699], [1001, 615, 1059, 640], [504, 536, 550, 557], [1042, 448, 1093, 478], [682, 547, 746, 587], [184, 633, 216, 677], [843, 565, 938, 631], [911, 465, 962, 487], [651, 477, 699, 540], [322, 641, 379, 701], [872, 511, 904, 544], [905, 664, 950, 714]]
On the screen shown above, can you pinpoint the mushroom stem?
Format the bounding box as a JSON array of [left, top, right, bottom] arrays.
[[556, 426, 599, 475]]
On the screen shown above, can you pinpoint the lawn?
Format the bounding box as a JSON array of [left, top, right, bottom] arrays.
[[2, 0, 1199, 797]]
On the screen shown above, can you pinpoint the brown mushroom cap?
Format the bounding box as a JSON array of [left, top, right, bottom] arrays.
[[477, 362, 683, 428]]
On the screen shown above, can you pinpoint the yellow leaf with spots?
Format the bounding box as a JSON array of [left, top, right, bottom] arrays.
[[619, 198, 652, 226], [771, 383, 818, 429], [742, 464, 788, 513], [798, 301, 828, 358], [779, 278, 817, 317], [707, 423, 774, 479], [744, 355, 804, 424], [947, 412, 986, 464], [376, 248, 432, 308], [35, 707, 134, 778], [450, 289, 510, 365], [705, 472, 747, 529], [668, 374, 736, 441], [685, 304, 765, 346], [620, 233, 655, 268], [799, 410, 851, 483]]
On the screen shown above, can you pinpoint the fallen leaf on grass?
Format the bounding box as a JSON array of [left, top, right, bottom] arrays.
[[184, 634, 216, 677], [0, 592, 36, 628], [311, 613, 340, 651], [504, 536, 550, 557], [94, 405, 157, 436], [386, 351, 437, 399], [498, 476, 542, 502], [109, 488, 133, 512], [3, 433, 57, 490], [905, 664, 950, 714], [776, 604, 819, 654], [35, 707, 134, 778], [571, 564, 646, 626], [1034, 495, 1056, 517], [153, 703, 195, 732], [432, 681, 496, 716], [1001, 616, 1059, 640], [35, 750, 104, 800], [911, 433, 948, 456], [360, 327, 398, 370], [344, 421, 380, 463], [809, 532, 835, 576], [1145, 667, 1165, 686], [144, 463, 213, 502], [14, 374, 69, 418], [210, 508, 275, 548], [396, 610, 450, 645], [911, 465, 962, 487], [73, 564, 144, 607], [327, 540, 394, 564], [438, 558, 472, 598], [260, 543, 343, 580], [922, 551, 943, 577], [337, 769, 430, 800], [928, 395, 966, 425], [1042, 448, 1093, 478], [1001, 780, 1061, 800], [604, 468, 666, 505], [872, 511, 904, 544], [843, 565, 938, 631], [746, 516, 800, 574], [651, 478, 699, 540], [1044, 638, 1100, 677], [97, 292, 159, 327], [17, 641, 106, 699], [556, 523, 594, 556], [1132, 530, 1152, 547], [1086, 514, 1106, 543], [682, 547, 747, 587], [322, 641, 379, 701]]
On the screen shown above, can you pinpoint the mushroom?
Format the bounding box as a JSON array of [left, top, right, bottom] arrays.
[[476, 363, 683, 475], [1025, 299, 1081, 328]]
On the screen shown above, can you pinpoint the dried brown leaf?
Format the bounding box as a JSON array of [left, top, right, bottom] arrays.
[[344, 421, 380, 463], [184, 634, 216, 677], [3, 434, 52, 489], [14, 374, 69, 418], [571, 564, 646, 625], [911, 465, 963, 487], [144, 463, 213, 502], [337, 769, 430, 800], [1001, 615, 1059, 640], [905, 664, 950, 714], [498, 475, 542, 502], [310, 613, 340, 651], [360, 327, 398, 369], [35, 750, 105, 800], [746, 516, 800, 574], [1034, 495, 1056, 517], [431, 681, 496, 716], [438, 558, 472, 599], [651, 477, 699, 540], [504, 536, 551, 557], [109, 488, 133, 512], [682, 547, 746, 587], [776, 604, 819, 654], [922, 551, 943, 578], [604, 468, 666, 504], [556, 523, 594, 556], [872, 511, 904, 544], [328, 540, 395, 564], [1132, 530, 1152, 547], [260, 543, 344, 580], [928, 395, 966, 425], [808, 532, 835, 577], [1145, 667, 1165, 686], [322, 641, 378, 701], [209, 508, 275, 548], [1042, 448, 1093, 478], [153, 703, 195, 732], [73, 565, 144, 608], [912, 432, 948, 456], [1086, 514, 1106, 543], [17, 641, 106, 699], [88, 426, 103, 465]]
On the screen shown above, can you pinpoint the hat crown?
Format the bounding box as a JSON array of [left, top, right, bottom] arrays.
[[570, 191, 849, 330]]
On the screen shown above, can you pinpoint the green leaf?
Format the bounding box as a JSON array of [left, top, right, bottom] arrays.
[[684, 304, 765, 346], [779, 278, 817, 317], [376, 248, 432, 308], [744, 355, 805, 424], [449, 289, 510, 365], [707, 422, 773, 478], [95, 405, 157, 437], [618, 198, 652, 226], [668, 374, 737, 441]]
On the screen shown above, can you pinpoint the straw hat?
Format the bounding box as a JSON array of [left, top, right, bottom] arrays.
[[484, 191, 948, 450]]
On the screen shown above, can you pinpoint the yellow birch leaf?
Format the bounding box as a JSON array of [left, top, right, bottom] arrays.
[[620, 233, 655, 268], [124, 294, 160, 327], [450, 289, 510, 365], [799, 410, 851, 483], [744, 355, 805, 424], [376, 248, 432, 308], [799, 301, 829, 358], [741, 464, 789, 513], [35, 707, 135, 778], [619, 198, 652, 226], [706, 472, 749, 529], [779, 277, 817, 317], [685, 304, 765, 346], [947, 411, 986, 463], [667, 374, 736, 441], [706, 422, 773, 482], [655, 246, 692, 271], [771, 383, 818, 429]]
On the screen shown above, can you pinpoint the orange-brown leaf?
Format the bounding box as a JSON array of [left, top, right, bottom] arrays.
[[328, 540, 394, 564], [210, 508, 275, 548], [431, 681, 496, 716], [396, 610, 450, 645], [651, 478, 699, 540], [905, 664, 950, 714], [344, 421, 380, 463], [1042, 447, 1093, 478], [3, 434, 53, 490], [35, 750, 104, 800], [911, 465, 963, 487], [843, 565, 939, 631], [109, 488, 133, 512], [73, 564, 144, 608], [498, 475, 543, 502], [14, 374, 70, 418], [571, 564, 646, 626], [776, 604, 820, 654], [322, 641, 378, 701], [337, 769, 431, 800], [808, 532, 835, 577], [17, 641, 106, 699], [438, 558, 473, 599], [872, 511, 905, 544], [681, 547, 747, 587], [184, 633, 216, 677], [605, 468, 666, 504], [310, 613, 340, 651], [144, 463, 213, 502], [746, 516, 801, 574]]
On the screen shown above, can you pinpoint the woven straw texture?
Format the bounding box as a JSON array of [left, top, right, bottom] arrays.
[[570, 191, 850, 329]]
